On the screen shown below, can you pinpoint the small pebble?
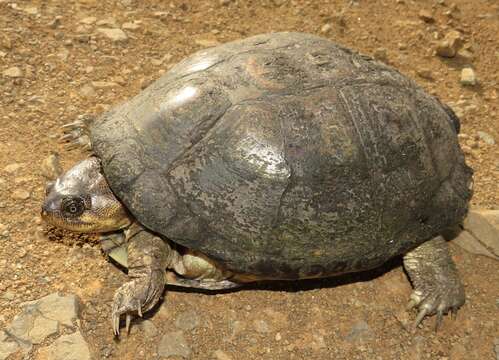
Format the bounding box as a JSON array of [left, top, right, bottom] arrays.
[[321, 24, 332, 34], [4, 163, 22, 173], [12, 189, 30, 200], [435, 30, 462, 58], [213, 349, 232, 360], [418, 10, 434, 22], [460, 68, 477, 86], [2, 67, 23, 78], [122, 22, 140, 31], [97, 28, 128, 42], [417, 68, 433, 80], [477, 131, 495, 145]]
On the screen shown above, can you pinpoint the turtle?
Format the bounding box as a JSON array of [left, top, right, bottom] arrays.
[[41, 32, 473, 335]]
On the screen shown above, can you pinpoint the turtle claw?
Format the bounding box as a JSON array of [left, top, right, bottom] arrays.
[[111, 270, 164, 336], [59, 115, 94, 152], [125, 314, 132, 335]]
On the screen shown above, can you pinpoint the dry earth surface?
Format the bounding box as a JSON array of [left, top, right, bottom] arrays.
[[1, 0, 498, 359]]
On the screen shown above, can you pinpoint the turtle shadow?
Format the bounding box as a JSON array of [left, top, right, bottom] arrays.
[[165, 256, 402, 295]]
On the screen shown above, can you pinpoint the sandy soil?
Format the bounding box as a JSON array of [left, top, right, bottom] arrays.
[[0, 0, 498, 359]]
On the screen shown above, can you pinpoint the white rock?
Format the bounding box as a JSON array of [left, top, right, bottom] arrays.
[[460, 68, 477, 86], [321, 24, 332, 34], [97, 28, 128, 42]]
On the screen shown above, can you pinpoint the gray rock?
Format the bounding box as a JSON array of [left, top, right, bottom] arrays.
[[463, 210, 499, 256], [132, 319, 158, 337], [345, 320, 373, 342], [2, 67, 23, 78], [477, 131, 495, 145], [0, 331, 20, 360], [158, 331, 191, 359], [494, 338, 499, 360], [97, 28, 128, 42], [41, 153, 62, 180], [175, 310, 200, 331], [37, 331, 91, 360], [5, 293, 80, 348], [460, 68, 477, 86], [26, 293, 79, 327], [7, 305, 58, 346], [451, 210, 499, 260]]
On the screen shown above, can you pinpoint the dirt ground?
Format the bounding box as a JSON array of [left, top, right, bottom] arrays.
[[1, 0, 498, 359]]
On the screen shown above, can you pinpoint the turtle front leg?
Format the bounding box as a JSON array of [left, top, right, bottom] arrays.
[[60, 114, 94, 151], [403, 236, 465, 331], [111, 223, 173, 336]]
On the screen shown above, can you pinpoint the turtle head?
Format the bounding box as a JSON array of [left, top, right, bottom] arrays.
[[41, 157, 132, 233]]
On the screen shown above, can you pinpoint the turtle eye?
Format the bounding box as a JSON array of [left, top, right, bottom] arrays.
[[61, 197, 85, 217]]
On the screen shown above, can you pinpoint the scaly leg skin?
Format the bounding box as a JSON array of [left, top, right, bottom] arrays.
[[403, 236, 465, 331], [112, 223, 172, 336], [60, 114, 94, 151], [111, 223, 240, 336]]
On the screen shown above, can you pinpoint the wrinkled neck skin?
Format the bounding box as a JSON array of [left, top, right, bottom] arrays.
[[41, 157, 132, 233]]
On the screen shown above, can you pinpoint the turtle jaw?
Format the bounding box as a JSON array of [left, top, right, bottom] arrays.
[[41, 205, 131, 233], [41, 157, 132, 234]]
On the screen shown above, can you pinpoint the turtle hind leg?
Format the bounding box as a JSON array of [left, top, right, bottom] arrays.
[[60, 114, 94, 152], [403, 236, 465, 331], [165, 271, 241, 290]]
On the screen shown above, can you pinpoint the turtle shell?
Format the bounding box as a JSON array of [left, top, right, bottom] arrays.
[[91, 32, 472, 279]]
